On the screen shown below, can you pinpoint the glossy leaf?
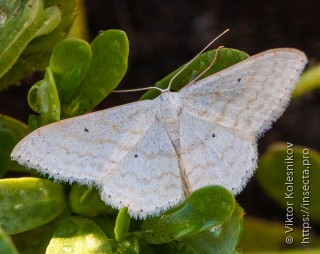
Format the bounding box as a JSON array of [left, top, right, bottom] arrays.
[[292, 64, 320, 98], [69, 183, 116, 217], [140, 48, 249, 100], [32, 6, 61, 38], [183, 204, 244, 254], [64, 29, 129, 117], [0, 0, 75, 90], [256, 143, 320, 224], [0, 0, 43, 78], [28, 67, 60, 127], [49, 38, 92, 108], [46, 217, 112, 254], [0, 227, 19, 254], [115, 207, 131, 242], [17, 0, 74, 55], [0, 177, 67, 235], [141, 185, 235, 244]]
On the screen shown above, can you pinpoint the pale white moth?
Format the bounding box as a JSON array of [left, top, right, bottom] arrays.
[[12, 47, 307, 219]]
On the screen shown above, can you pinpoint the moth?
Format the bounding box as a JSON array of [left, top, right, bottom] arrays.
[[12, 48, 307, 219]]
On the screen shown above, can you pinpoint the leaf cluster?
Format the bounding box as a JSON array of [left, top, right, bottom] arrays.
[[1, 1, 320, 253]]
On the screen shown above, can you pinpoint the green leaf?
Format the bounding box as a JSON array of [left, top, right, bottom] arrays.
[[49, 38, 92, 110], [0, 0, 75, 90], [0, 177, 67, 235], [117, 234, 139, 254], [69, 183, 116, 217], [28, 67, 60, 126], [90, 215, 119, 252], [0, 128, 17, 177], [152, 205, 243, 254], [46, 217, 112, 254], [115, 207, 131, 242], [292, 64, 320, 98], [117, 233, 155, 254], [11, 210, 71, 254], [32, 5, 62, 38], [0, 52, 51, 89], [256, 143, 320, 224], [44, 0, 75, 35], [141, 185, 235, 244], [183, 204, 244, 254], [0, 114, 29, 139], [0, 227, 19, 254], [0, 115, 29, 176], [91, 215, 116, 240], [140, 48, 249, 100], [0, 0, 43, 78], [64, 29, 129, 117]]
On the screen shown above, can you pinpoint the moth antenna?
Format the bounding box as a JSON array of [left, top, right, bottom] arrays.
[[165, 29, 229, 92], [113, 29, 229, 94], [188, 46, 224, 85], [113, 86, 163, 93]]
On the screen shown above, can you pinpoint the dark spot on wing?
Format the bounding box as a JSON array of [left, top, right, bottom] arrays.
[[238, 78, 241, 82], [212, 133, 216, 138], [134, 154, 138, 158], [84, 128, 89, 132]]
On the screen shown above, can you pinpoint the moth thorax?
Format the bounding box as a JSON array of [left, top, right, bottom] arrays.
[[158, 92, 181, 155], [158, 92, 180, 124]]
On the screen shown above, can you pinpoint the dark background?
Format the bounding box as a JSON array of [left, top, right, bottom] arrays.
[[1, 0, 320, 222]]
